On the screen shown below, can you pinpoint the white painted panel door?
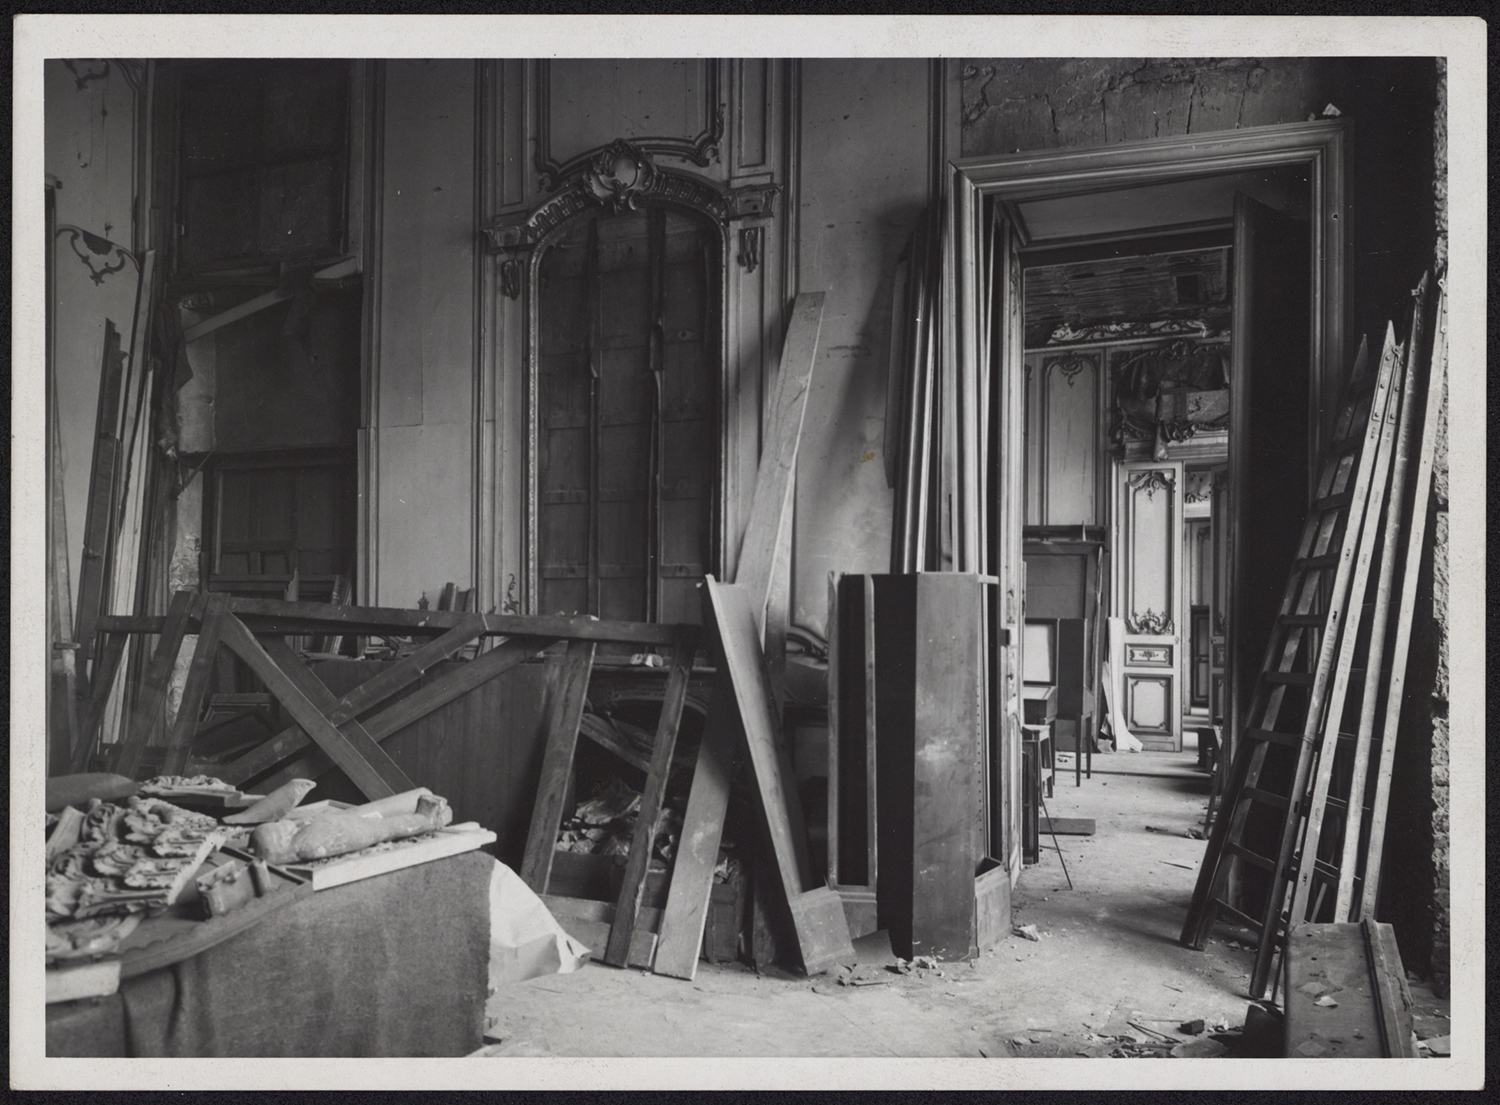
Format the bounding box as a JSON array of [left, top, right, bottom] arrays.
[[1112, 459, 1184, 751]]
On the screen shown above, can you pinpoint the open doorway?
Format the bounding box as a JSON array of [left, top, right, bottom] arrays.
[[948, 120, 1350, 869], [1015, 164, 1309, 757]]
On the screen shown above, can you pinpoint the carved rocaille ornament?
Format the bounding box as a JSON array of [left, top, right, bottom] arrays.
[[481, 139, 778, 298], [1127, 608, 1174, 636], [1128, 468, 1176, 500], [533, 61, 725, 193]]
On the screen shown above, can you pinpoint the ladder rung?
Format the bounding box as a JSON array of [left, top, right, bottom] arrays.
[[1244, 727, 1301, 748], [1213, 901, 1267, 933], [1262, 671, 1315, 687], [1244, 786, 1289, 810], [1226, 841, 1276, 872], [1295, 554, 1341, 572]]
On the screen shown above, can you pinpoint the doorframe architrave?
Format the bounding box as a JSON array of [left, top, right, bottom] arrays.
[[948, 119, 1346, 846]]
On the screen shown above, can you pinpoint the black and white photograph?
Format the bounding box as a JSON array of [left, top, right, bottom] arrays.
[[11, 14, 1485, 1092]]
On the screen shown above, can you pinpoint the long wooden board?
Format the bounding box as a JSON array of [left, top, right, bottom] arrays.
[[289, 827, 497, 891], [112, 591, 198, 780], [101, 603, 685, 647], [1359, 282, 1447, 919], [518, 640, 597, 892], [72, 630, 128, 773], [701, 577, 854, 975], [652, 668, 743, 980], [158, 590, 230, 776], [734, 291, 825, 621], [604, 627, 698, 967]]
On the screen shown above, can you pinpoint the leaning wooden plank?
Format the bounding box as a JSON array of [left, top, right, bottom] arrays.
[[73, 323, 126, 668], [652, 669, 743, 981], [733, 291, 825, 626], [72, 630, 129, 773], [217, 614, 404, 801], [238, 634, 551, 792], [213, 618, 489, 785], [112, 591, 197, 780], [518, 640, 598, 893], [702, 577, 855, 975], [158, 591, 231, 776], [1359, 282, 1447, 920], [1333, 275, 1428, 920], [542, 895, 658, 970], [604, 627, 699, 967]]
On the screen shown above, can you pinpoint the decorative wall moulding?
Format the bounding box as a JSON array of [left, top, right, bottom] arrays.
[[1127, 608, 1174, 636], [1127, 469, 1175, 500], [1042, 351, 1097, 386], [1043, 318, 1226, 347], [56, 226, 138, 285], [534, 61, 725, 193], [737, 225, 764, 273], [481, 139, 779, 297]]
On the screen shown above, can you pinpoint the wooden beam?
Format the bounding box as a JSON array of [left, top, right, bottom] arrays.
[[180, 258, 356, 344], [98, 602, 687, 648], [72, 630, 128, 774], [221, 596, 683, 645], [703, 578, 855, 975], [258, 636, 417, 797], [518, 640, 597, 893], [73, 323, 127, 664], [217, 614, 406, 801], [112, 591, 198, 780], [604, 627, 698, 967], [733, 291, 825, 630], [158, 591, 230, 776], [239, 634, 551, 792], [652, 667, 742, 980], [215, 618, 488, 784]]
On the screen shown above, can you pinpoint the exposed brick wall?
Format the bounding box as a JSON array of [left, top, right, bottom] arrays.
[[960, 56, 1447, 985]]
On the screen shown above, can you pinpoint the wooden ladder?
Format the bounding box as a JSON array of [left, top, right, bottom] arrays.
[[1180, 321, 1404, 1000]]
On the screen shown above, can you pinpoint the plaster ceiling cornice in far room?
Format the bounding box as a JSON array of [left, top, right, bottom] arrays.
[[1015, 164, 1310, 347]]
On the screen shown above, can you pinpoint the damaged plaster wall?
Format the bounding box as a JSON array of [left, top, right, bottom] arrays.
[[791, 58, 932, 637], [960, 57, 1348, 154], [369, 59, 478, 609], [962, 55, 1448, 984]]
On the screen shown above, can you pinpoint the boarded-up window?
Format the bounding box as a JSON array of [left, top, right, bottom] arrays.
[[175, 60, 350, 272], [536, 205, 718, 625]]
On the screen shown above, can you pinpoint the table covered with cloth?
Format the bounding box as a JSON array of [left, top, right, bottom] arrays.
[[47, 850, 494, 1057]]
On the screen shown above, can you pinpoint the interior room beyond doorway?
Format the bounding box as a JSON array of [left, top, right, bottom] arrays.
[[1017, 162, 1310, 765]]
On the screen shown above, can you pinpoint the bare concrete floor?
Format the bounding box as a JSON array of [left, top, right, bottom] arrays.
[[482, 745, 1288, 1059]]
